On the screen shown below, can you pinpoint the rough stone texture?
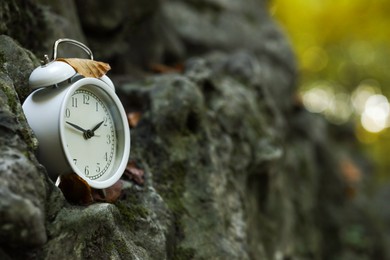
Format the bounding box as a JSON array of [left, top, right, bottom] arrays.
[[35, 0, 87, 58], [0, 0, 49, 54], [74, 0, 167, 71], [0, 0, 389, 259], [0, 36, 48, 249]]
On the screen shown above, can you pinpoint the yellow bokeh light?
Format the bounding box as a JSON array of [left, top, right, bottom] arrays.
[[302, 83, 333, 113], [361, 94, 390, 133], [351, 80, 381, 114]]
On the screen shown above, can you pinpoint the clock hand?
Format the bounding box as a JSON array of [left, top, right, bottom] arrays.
[[83, 120, 105, 139], [66, 121, 88, 133], [66, 121, 95, 140], [90, 120, 104, 132], [66, 120, 104, 140]]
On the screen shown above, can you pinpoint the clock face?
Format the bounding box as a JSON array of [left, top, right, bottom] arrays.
[[62, 85, 122, 181]]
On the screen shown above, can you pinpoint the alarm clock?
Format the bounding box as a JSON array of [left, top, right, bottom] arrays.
[[22, 38, 130, 189]]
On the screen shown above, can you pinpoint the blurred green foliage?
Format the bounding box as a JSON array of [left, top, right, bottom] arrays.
[[269, 0, 390, 183]]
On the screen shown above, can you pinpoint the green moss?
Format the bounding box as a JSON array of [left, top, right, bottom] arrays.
[[154, 162, 187, 216], [18, 127, 39, 151], [341, 224, 370, 250], [0, 79, 38, 152], [102, 241, 115, 255], [2, 84, 18, 114], [109, 236, 133, 259], [153, 161, 200, 258], [115, 197, 149, 232], [173, 247, 196, 260], [0, 51, 5, 69]]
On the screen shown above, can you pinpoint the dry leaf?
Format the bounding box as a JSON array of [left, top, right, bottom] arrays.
[[127, 112, 142, 128], [58, 173, 123, 204], [340, 158, 362, 184], [58, 173, 93, 205], [57, 58, 111, 78], [339, 158, 362, 199], [124, 161, 145, 185], [92, 180, 123, 203]]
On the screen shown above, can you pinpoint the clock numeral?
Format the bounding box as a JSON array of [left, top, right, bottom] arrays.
[[95, 102, 99, 112], [72, 97, 78, 107], [84, 166, 89, 176], [83, 94, 90, 105], [73, 159, 77, 165], [104, 152, 108, 161], [106, 134, 111, 144], [103, 117, 108, 126], [65, 108, 71, 118], [96, 163, 101, 173]]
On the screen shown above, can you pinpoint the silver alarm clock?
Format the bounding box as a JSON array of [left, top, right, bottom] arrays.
[[23, 38, 130, 189]]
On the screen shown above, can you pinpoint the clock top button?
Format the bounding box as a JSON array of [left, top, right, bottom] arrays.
[[29, 61, 76, 89]]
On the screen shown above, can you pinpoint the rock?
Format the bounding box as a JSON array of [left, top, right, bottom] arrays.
[[117, 48, 389, 259], [35, 0, 88, 58], [0, 37, 50, 250], [116, 50, 299, 258], [73, 0, 296, 80], [0, 0, 49, 54], [1, 0, 88, 61], [34, 183, 171, 259], [0, 186, 46, 247], [73, 0, 170, 70], [162, 0, 289, 57], [0, 35, 40, 101]]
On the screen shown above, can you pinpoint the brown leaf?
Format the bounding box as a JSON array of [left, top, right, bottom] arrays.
[[58, 173, 93, 205], [57, 58, 111, 78], [124, 161, 145, 185], [127, 112, 142, 128], [339, 158, 362, 199], [340, 158, 362, 184], [92, 180, 123, 203]]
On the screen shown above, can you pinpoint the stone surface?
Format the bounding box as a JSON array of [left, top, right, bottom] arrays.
[[0, 0, 388, 259], [0, 0, 49, 54], [0, 36, 49, 249], [115, 51, 388, 259], [74, 0, 167, 71], [36, 0, 87, 58]]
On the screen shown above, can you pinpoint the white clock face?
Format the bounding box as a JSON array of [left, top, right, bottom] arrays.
[[62, 86, 118, 181]]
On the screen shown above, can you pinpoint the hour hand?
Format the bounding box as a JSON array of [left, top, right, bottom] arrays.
[[66, 121, 87, 133], [91, 120, 104, 132]]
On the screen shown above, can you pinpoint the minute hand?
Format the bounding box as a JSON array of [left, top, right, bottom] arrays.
[[66, 121, 88, 133]]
